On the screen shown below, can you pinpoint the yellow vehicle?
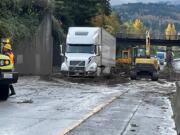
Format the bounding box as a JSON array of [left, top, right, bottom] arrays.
[[130, 32, 159, 81], [116, 49, 132, 64], [130, 48, 159, 81], [116, 32, 159, 81], [0, 38, 18, 100]]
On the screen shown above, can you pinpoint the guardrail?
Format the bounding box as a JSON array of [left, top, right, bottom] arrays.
[[175, 82, 180, 134]]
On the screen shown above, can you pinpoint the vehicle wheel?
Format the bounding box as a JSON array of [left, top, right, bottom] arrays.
[[0, 85, 9, 101], [110, 67, 116, 76], [130, 71, 137, 80], [151, 72, 159, 81]]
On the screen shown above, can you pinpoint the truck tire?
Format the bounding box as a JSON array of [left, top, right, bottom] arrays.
[[130, 71, 137, 80], [110, 67, 115, 75], [0, 85, 9, 101], [151, 72, 159, 81]]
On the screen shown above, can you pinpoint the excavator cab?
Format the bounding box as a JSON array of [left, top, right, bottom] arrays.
[[116, 48, 132, 64]]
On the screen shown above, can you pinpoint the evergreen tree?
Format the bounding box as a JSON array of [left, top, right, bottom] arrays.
[[96, 0, 111, 16], [0, 0, 47, 41], [53, 0, 111, 30]]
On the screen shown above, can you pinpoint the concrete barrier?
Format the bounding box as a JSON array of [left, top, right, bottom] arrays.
[[175, 82, 180, 134], [14, 13, 53, 75]]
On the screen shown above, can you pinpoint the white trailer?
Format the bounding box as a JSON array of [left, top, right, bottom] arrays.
[[61, 27, 116, 76]]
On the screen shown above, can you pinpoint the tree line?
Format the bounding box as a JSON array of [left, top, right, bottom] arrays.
[[0, 0, 177, 44], [53, 0, 120, 34], [0, 0, 121, 43]]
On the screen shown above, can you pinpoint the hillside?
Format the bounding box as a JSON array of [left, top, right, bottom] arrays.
[[113, 3, 180, 34]]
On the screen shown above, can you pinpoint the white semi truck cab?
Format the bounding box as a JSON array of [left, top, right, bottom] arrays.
[[61, 27, 116, 76]]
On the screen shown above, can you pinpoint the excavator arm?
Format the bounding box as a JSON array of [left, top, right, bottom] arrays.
[[146, 31, 151, 57]]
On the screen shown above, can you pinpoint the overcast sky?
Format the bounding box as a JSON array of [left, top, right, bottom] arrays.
[[110, 0, 175, 5]]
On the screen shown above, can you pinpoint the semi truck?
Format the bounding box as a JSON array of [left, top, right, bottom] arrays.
[[61, 27, 116, 76]]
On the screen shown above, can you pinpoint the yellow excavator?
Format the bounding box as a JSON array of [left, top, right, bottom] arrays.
[[116, 31, 160, 81]]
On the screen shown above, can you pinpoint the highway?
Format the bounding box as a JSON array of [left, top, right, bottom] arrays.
[[0, 76, 176, 135]]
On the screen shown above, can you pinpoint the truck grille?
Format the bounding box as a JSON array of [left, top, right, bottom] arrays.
[[69, 67, 85, 72], [70, 61, 85, 66]]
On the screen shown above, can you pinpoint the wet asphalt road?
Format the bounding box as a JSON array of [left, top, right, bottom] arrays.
[[68, 81, 176, 135], [0, 77, 177, 135]]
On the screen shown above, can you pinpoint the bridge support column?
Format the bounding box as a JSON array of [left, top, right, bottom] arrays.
[[166, 47, 173, 68]]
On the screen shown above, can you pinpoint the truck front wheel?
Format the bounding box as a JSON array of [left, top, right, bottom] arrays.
[[0, 85, 9, 101], [130, 71, 137, 80], [151, 72, 159, 81]]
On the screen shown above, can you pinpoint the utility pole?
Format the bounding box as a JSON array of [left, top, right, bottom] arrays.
[[101, 0, 105, 28]]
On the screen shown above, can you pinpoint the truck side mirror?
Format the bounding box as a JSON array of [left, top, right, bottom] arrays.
[[60, 44, 64, 56]]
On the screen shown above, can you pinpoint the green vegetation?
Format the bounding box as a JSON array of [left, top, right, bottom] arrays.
[[53, 0, 112, 32], [122, 19, 147, 35], [113, 3, 180, 34], [0, 0, 48, 43], [0, 0, 117, 44], [52, 0, 120, 48], [91, 12, 121, 35]]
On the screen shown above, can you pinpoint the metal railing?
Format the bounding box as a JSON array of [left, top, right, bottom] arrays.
[[116, 32, 180, 40]]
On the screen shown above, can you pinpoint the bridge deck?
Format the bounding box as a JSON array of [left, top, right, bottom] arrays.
[[116, 33, 180, 46]]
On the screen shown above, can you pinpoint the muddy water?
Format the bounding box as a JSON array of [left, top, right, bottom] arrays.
[[1, 75, 176, 135]]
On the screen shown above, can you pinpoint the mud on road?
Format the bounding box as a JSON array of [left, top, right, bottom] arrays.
[[51, 73, 130, 86], [66, 79, 177, 135], [0, 76, 177, 135]]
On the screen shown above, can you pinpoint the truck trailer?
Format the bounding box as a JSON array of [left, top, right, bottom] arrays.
[[61, 27, 116, 76]]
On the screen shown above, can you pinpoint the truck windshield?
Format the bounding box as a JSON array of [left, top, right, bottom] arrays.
[[66, 44, 95, 54]]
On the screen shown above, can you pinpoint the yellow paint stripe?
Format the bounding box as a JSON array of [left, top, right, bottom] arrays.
[[59, 90, 129, 135]]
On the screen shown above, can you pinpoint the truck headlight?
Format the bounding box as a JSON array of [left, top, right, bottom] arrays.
[[90, 66, 95, 70], [87, 62, 97, 71], [61, 62, 68, 71]]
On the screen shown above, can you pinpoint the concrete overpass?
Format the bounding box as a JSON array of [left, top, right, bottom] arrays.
[[116, 33, 180, 47]]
